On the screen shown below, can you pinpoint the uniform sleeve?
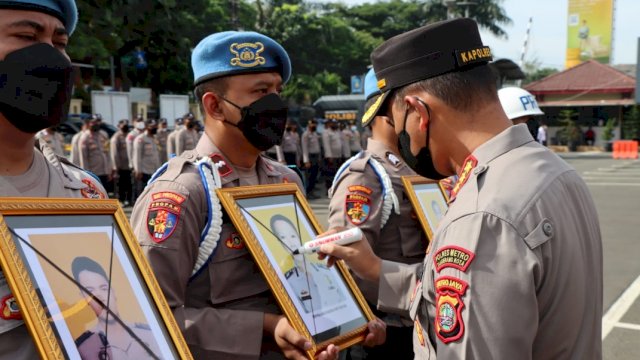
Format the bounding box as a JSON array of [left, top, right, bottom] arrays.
[[275, 145, 284, 162], [429, 212, 539, 358], [377, 260, 422, 316], [301, 133, 310, 163], [79, 134, 89, 169], [175, 131, 184, 156], [126, 135, 134, 169], [130, 179, 266, 359], [110, 136, 118, 170], [132, 138, 142, 173], [321, 132, 331, 158]]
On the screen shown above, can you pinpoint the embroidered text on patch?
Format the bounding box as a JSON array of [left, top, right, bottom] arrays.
[[230, 42, 266, 68], [348, 185, 373, 195], [433, 245, 475, 272]]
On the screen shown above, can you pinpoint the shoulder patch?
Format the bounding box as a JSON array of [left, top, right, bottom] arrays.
[[210, 154, 233, 177], [0, 294, 21, 320], [449, 155, 477, 202], [433, 246, 475, 273], [435, 276, 468, 344], [345, 193, 370, 225], [225, 232, 245, 250], [146, 191, 186, 243], [385, 151, 401, 167], [348, 185, 373, 195], [80, 179, 106, 199]]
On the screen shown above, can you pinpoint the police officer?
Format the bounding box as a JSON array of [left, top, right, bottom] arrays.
[[166, 117, 183, 158], [70, 118, 90, 165], [126, 116, 144, 200], [266, 144, 286, 163], [36, 125, 65, 156], [110, 120, 133, 205], [338, 121, 351, 162], [80, 116, 111, 187], [281, 120, 301, 166], [301, 119, 322, 198], [498, 86, 545, 140], [133, 119, 161, 186], [0, 1, 107, 358], [320, 18, 602, 359], [322, 119, 343, 190], [328, 68, 426, 360], [348, 122, 363, 156], [129, 31, 383, 359], [175, 114, 198, 156], [156, 118, 169, 163]]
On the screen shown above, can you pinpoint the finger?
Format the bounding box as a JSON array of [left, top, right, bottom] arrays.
[[282, 348, 308, 360], [326, 256, 337, 268], [317, 252, 327, 261], [319, 243, 351, 260], [281, 326, 312, 353], [316, 344, 339, 360]]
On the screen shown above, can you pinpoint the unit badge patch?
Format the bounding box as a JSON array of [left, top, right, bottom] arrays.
[[348, 185, 373, 195], [225, 232, 244, 250], [80, 179, 106, 199], [230, 42, 266, 68], [146, 192, 186, 243], [0, 294, 21, 320], [433, 245, 475, 273], [434, 276, 468, 344], [345, 193, 370, 225]]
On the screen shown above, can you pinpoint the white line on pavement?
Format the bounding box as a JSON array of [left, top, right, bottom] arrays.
[[615, 322, 640, 331], [602, 274, 640, 340], [586, 183, 640, 186]]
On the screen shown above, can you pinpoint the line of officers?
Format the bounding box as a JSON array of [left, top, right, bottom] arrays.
[[35, 113, 204, 205], [36, 113, 375, 204]]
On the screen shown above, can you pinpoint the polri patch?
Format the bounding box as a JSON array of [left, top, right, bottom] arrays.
[[230, 42, 266, 68], [385, 152, 401, 167], [146, 191, 185, 243], [345, 193, 370, 225], [225, 232, 244, 250], [0, 294, 21, 320], [435, 276, 468, 344], [348, 185, 373, 195], [433, 245, 475, 273], [80, 179, 106, 199]]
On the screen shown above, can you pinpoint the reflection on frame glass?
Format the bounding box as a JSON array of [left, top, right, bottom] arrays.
[[217, 184, 374, 357], [402, 175, 449, 241], [0, 198, 192, 360]]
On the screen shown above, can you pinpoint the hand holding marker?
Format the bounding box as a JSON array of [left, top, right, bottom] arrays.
[[293, 228, 363, 255]]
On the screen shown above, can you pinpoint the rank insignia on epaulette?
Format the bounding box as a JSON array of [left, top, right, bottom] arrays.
[[385, 151, 401, 167], [225, 232, 244, 250], [210, 154, 232, 177], [449, 155, 477, 202], [0, 294, 21, 320], [345, 194, 370, 225], [146, 191, 185, 243], [435, 276, 468, 344], [80, 179, 106, 199], [230, 42, 266, 68]]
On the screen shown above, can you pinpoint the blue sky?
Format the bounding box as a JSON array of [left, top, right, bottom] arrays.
[[317, 0, 639, 69]]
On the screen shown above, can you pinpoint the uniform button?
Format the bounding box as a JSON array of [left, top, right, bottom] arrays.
[[543, 221, 553, 236], [473, 165, 487, 175]]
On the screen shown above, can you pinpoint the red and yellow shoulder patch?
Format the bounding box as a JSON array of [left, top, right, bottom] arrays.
[[80, 179, 106, 199], [225, 232, 244, 250], [433, 245, 475, 273], [146, 191, 185, 243], [434, 276, 468, 344], [0, 294, 21, 320], [345, 193, 370, 225], [449, 155, 477, 202]]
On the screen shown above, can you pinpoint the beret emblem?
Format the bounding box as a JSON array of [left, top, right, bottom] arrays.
[[230, 42, 266, 68]]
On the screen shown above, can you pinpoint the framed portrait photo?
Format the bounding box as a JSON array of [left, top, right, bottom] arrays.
[[0, 198, 192, 360], [217, 184, 374, 358], [402, 175, 449, 241]]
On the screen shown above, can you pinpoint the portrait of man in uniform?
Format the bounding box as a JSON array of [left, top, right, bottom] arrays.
[[413, 182, 449, 234]]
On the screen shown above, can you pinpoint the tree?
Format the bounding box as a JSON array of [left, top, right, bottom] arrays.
[[622, 106, 640, 140], [556, 110, 581, 149]]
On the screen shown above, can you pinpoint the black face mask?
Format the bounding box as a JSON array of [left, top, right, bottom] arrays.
[[186, 122, 195, 129], [397, 98, 446, 180], [223, 93, 288, 151], [120, 125, 130, 133], [149, 128, 158, 135], [90, 124, 100, 132], [309, 126, 316, 132], [0, 43, 74, 134]]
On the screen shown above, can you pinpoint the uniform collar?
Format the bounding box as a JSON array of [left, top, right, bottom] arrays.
[[471, 124, 534, 165], [195, 133, 280, 185]]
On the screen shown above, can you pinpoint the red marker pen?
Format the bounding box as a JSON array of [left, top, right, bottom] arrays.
[[292, 227, 363, 255]]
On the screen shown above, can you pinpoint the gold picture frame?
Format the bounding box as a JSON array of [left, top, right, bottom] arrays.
[[217, 183, 374, 358], [0, 198, 192, 360], [402, 175, 449, 241]]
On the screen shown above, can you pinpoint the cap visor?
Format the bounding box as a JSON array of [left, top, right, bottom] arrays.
[[361, 91, 390, 126]]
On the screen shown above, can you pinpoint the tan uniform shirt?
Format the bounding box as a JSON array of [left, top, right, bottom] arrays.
[[35, 129, 65, 157], [340, 129, 351, 158], [156, 128, 169, 164], [166, 127, 180, 158], [133, 133, 160, 176], [377, 125, 603, 359], [175, 128, 198, 156], [79, 131, 109, 176], [322, 129, 342, 159], [0, 144, 107, 360], [328, 139, 426, 325], [126, 128, 141, 169], [110, 131, 129, 171], [301, 130, 321, 163], [130, 134, 304, 359], [281, 131, 301, 157], [349, 128, 363, 153], [70, 130, 85, 165]]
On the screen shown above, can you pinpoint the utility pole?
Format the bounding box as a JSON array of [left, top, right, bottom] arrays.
[[230, 0, 239, 30], [516, 17, 533, 87]]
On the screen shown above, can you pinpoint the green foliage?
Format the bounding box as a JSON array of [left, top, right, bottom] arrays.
[[282, 71, 348, 105], [556, 110, 581, 146], [622, 106, 640, 140], [602, 117, 617, 142]]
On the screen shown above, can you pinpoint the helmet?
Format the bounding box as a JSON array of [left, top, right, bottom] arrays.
[[498, 87, 544, 120]]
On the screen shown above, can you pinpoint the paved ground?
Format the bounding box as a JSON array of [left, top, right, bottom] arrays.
[[124, 151, 640, 358]]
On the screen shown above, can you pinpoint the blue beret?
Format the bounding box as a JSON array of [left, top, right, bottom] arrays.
[[0, 0, 78, 35], [364, 68, 380, 101], [361, 67, 385, 126], [192, 31, 291, 85]]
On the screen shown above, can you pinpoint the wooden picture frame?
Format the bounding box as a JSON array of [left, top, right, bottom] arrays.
[[0, 198, 192, 360], [402, 175, 449, 241], [216, 183, 374, 358]]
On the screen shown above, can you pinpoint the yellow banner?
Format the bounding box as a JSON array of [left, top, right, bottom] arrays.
[[565, 0, 614, 68]]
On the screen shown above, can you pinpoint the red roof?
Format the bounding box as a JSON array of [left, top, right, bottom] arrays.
[[525, 60, 636, 95]]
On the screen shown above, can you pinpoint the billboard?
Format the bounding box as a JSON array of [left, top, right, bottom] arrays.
[[565, 0, 614, 68]]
